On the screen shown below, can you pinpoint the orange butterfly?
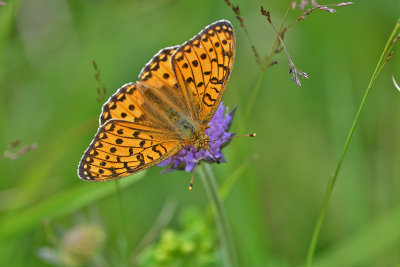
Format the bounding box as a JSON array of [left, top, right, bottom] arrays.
[[78, 20, 235, 182]]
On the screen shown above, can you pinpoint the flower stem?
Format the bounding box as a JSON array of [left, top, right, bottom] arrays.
[[114, 180, 129, 267], [305, 19, 400, 267], [199, 164, 239, 267]]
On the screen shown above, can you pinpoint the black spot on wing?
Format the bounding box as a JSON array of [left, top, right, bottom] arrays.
[[202, 93, 216, 107]]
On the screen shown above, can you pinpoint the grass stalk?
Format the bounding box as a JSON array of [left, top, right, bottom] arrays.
[[305, 19, 400, 267], [199, 164, 239, 267], [130, 198, 177, 264], [244, 5, 291, 121], [114, 180, 129, 267]]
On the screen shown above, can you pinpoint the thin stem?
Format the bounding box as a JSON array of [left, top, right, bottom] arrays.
[[244, 71, 266, 122], [131, 198, 177, 264], [199, 164, 239, 267], [305, 19, 400, 267], [114, 180, 129, 267], [244, 5, 291, 122], [263, 4, 291, 69], [219, 154, 256, 200]]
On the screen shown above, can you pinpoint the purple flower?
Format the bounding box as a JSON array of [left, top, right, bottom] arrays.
[[158, 102, 235, 173]]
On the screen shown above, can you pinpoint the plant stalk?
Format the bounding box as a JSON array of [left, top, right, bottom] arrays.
[[199, 164, 239, 267], [305, 19, 400, 267], [244, 5, 291, 122], [115, 180, 129, 267]]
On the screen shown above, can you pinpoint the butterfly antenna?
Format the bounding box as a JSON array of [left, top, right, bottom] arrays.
[[210, 133, 256, 142], [206, 148, 220, 164], [189, 160, 200, 190]]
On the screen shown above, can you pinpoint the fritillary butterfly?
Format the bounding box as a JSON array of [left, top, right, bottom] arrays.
[[78, 20, 235, 181]]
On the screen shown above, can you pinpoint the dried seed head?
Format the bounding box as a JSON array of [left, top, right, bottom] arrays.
[[260, 6, 271, 24]]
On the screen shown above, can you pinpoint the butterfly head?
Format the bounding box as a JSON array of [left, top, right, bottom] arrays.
[[193, 133, 210, 151], [193, 132, 220, 165]]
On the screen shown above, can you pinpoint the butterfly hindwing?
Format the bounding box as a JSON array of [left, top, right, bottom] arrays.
[[172, 20, 235, 124], [78, 120, 183, 181]]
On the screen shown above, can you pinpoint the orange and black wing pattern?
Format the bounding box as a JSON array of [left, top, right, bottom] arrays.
[[99, 83, 146, 125], [78, 120, 182, 181], [138, 46, 191, 117], [171, 20, 235, 124], [78, 20, 236, 182], [139, 46, 179, 89], [100, 47, 182, 126]]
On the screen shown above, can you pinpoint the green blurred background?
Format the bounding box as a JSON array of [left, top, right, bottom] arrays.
[[1, 0, 399, 266]]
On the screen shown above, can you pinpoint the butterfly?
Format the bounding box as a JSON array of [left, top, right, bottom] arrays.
[[78, 20, 235, 181]]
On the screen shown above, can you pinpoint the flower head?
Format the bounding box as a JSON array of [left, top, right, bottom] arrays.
[[158, 103, 235, 173], [37, 223, 105, 266]]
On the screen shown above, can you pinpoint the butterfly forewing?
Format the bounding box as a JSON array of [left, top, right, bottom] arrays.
[[100, 47, 185, 126], [138, 46, 193, 119], [172, 20, 235, 124], [78, 120, 183, 181]]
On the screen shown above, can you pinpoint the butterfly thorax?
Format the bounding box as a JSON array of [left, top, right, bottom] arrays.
[[140, 84, 210, 151], [171, 111, 210, 150]]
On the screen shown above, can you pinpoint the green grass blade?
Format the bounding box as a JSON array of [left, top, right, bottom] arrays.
[[0, 173, 145, 241], [305, 18, 400, 267], [313, 205, 400, 267]]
